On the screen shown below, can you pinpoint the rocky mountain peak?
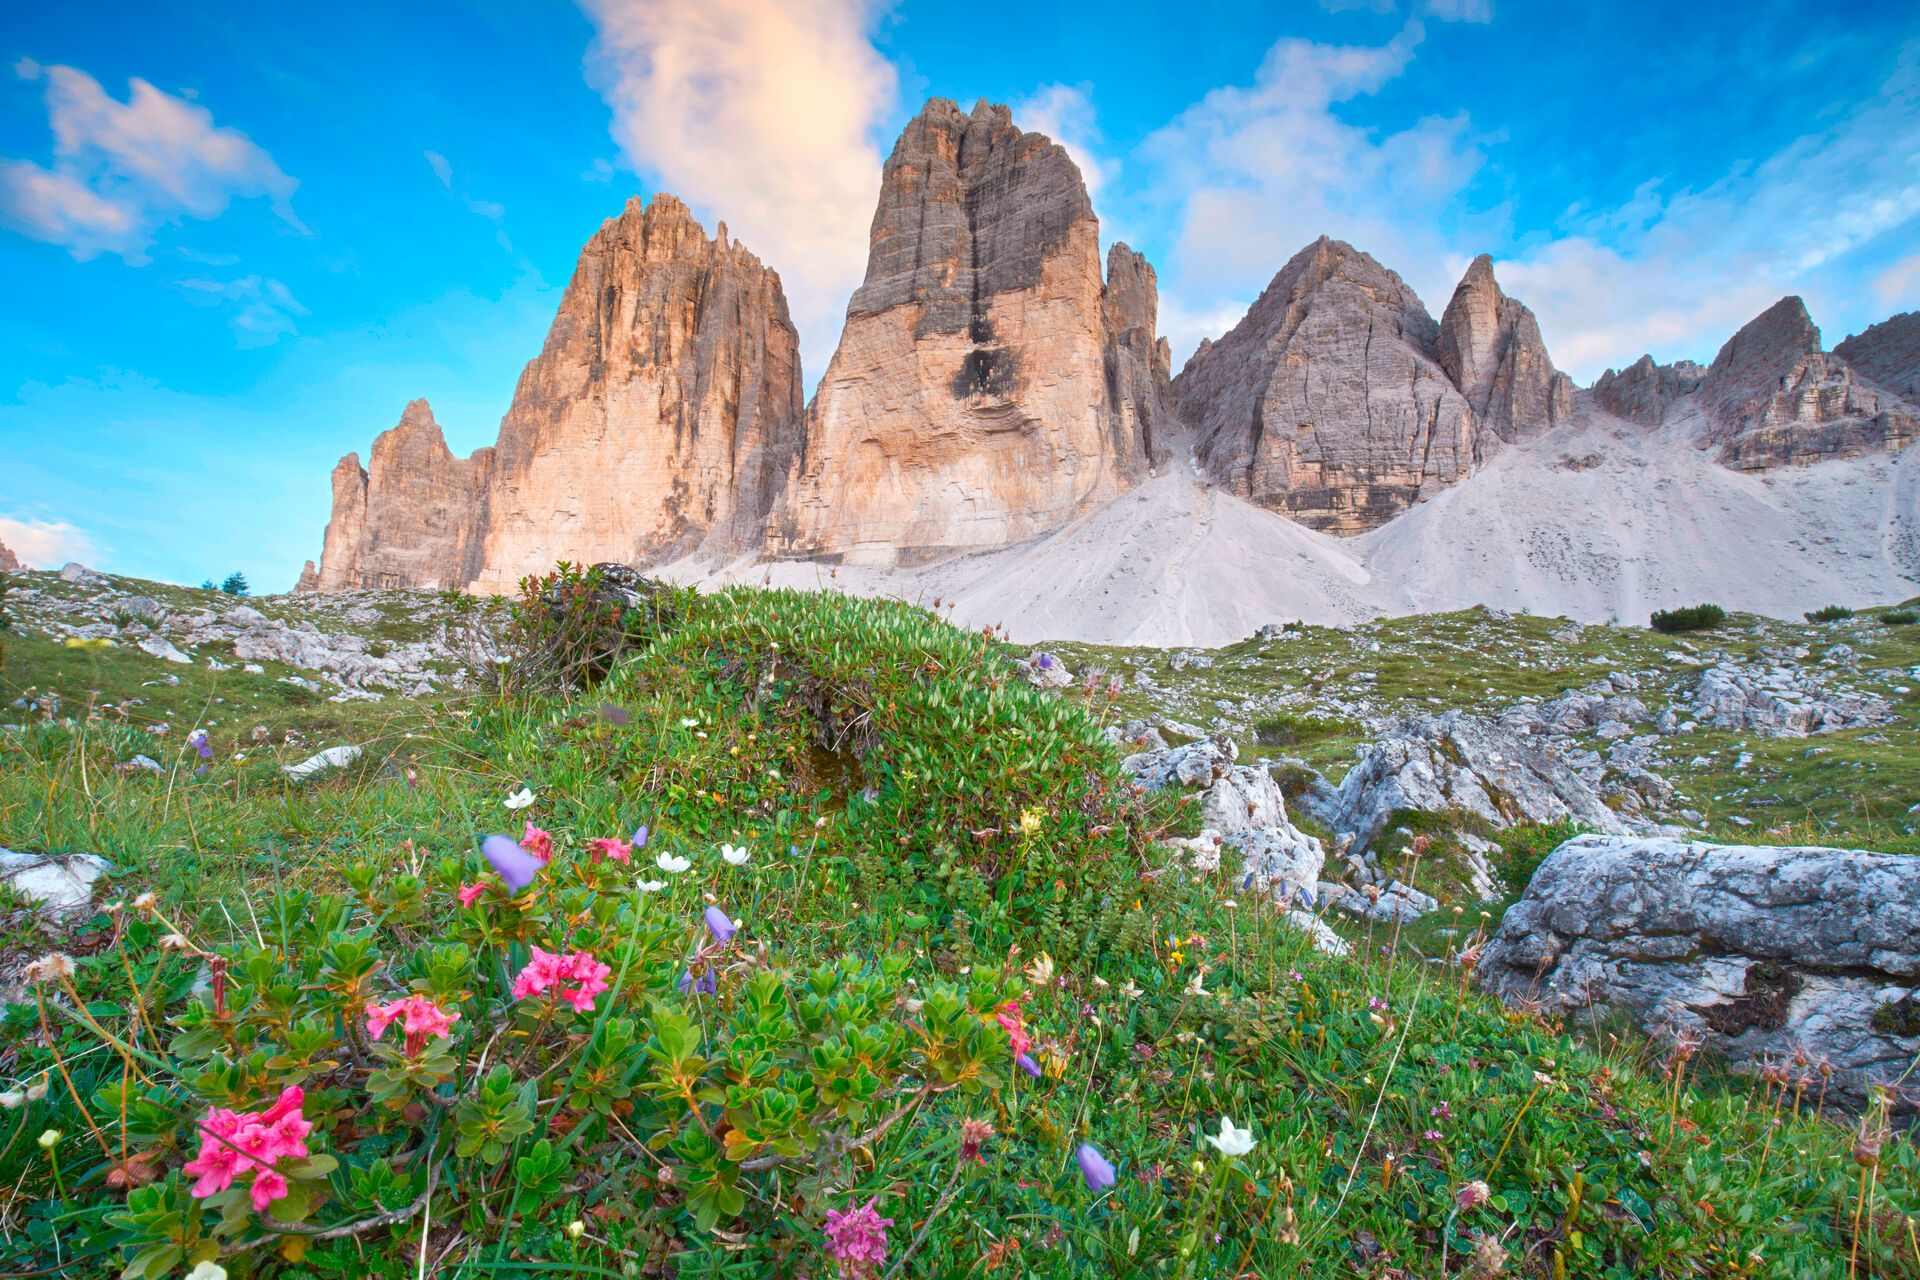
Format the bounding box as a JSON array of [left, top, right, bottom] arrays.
[[1435, 254, 1573, 443], [1172, 237, 1474, 534], [1834, 310, 1920, 404], [1590, 354, 1707, 427], [0, 537, 21, 573], [771, 97, 1152, 566], [1698, 295, 1916, 469]]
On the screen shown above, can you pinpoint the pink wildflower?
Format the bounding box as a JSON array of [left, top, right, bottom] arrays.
[[366, 994, 460, 1055], [181, 1086, 311, 1211], [456, 881, 490, 908], [823, 1196, 893, 1278], [511, 947, 613, 1014], [995, 1002, 1033, 1056], [586, 837, 632, 864], [521, 823, 555, 863]]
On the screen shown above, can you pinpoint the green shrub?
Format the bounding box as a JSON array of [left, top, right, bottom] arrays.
[[1881, 609, 1917, 626], [1252, 709, 1359, 747], [1649, 603, 1726, 633], [488, 561, 693, 694], [1805, 604, 1855, 623]]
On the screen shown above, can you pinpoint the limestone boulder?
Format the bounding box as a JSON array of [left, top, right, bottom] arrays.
[[1479, 835, 1920, 1111], [1696, 297, 1917, 469], [1173, 237, 1476, 534], [1435, 254, 1574, 444], [1687, 660, 1893, 736]]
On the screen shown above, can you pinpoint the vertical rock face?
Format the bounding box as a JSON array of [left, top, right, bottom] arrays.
[[470, 194, 804, 590], [314, 402, 491, 591], [1172, 237, 1476, 535], [1697, 296, 1918, 469], [0, 538, 21, 572], [772, 99, 1153, 566], [1834, 311, 1920, 405], [1103, 243, 1179, 468], [1590, 355, 1707, 427], [1435, 254, 1573, 443], [309, 194, 805, 593]]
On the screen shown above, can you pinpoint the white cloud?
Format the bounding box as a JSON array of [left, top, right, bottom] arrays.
[[1875, 253, 1920, 310], [578, 0, 897, 380], [423, 149, 513, 251], [1012, 83, 1117, 201], [0, 60, 301, 261], [1423, 0, 1492, 22], [176, 275, 310, 347], [1142, 22, 1491, 359], [0, 515, 98, 569]]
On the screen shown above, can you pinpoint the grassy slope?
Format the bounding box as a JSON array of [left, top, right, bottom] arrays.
[[1, 581, 1916, 1277]]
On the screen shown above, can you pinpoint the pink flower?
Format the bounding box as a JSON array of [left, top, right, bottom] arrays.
[[182, 1087, 313, 1210], [995, 1002, 1033, 1056], [512, 947, 613, 1014], [586, 837, 632, 864], [521, 823, 555, 863], [366, 995, 459, 1055], [249, 1169, 290, 1210], [823, 1196, 893, 1278], [456, 881, 489, 908]]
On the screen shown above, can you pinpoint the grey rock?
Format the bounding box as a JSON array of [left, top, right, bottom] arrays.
[[282, 744, 364, 782], [1479, 835, 1920, 1111], [1688, 660, 1892, 736], [138, 636, 193, 665], [1436, 254, 1574, 444], [1833, 310, 1920, 405], [1123, 733, 1237, 790], [1590, 355, 1706, 426], [1335, 880, 1438, 922], [0, 848, 109, 920]]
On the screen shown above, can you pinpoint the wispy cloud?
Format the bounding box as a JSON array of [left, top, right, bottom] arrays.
[[424, 149, 513, 252], [0, 59, 301, 262], [0, 514, 99, 569], [176, 275, 310, 347], [578, 0, 898, 379]]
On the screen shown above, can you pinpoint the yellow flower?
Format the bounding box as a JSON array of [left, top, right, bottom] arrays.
[[1018, 807, 1043, 836]]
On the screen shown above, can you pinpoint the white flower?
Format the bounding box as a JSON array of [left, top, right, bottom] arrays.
[[1203, 1117, 1257, 1158], [1185, 971, 1209, 997], [36, 1128, 60, 1150], [679, 717, 699, 728], [655, 853, 692, 874], [184, 1263, 229, 1280], [721, 843, 750, 866], [503, 787, 535, 810], [1120, 980, 1143, 999], [635, 879, 666, 894]]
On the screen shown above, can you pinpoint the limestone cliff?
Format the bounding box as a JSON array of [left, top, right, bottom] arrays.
[[0, 538, 21, 573], [1697, 297, 1917, 469], [1834, 311, 1920, 406], [1103, 243, 1179, 468], [1590, 355, 1706, 427], [1435, 255, 1573, 444], [772, 99, 1155, 566], [1172, 237, 1475, 534], [309, 194, 805, 593]]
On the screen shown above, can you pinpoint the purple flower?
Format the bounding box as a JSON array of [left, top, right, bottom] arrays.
[[631, 824, 650, 850], [481, 835, 544, 892], [1034, 651, 1057, 671], [704, 906, 736, 944], [677, 969, 717, 995], [1076, 1143, 1116, 1192], [823, 1196, 893, 1277], [1016, 1052, 1041, 1078], [187, 729, 212, 761]]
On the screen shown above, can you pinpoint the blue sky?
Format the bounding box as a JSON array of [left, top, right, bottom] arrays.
[[3, 0, 1918, 588]]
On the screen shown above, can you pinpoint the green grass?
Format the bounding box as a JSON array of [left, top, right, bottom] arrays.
[[1, 586, 1915, 1277]]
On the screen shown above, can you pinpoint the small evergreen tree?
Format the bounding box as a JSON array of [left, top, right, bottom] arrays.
[[219, 571, 250, 597]]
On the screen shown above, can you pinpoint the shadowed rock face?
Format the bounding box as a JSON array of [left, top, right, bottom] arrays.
[[1435, 254, 1574, 444], [1102, 243, 1178, 469], [1590, 355, 1707, 427], [1172, 237, 1475, 535], [309, 194, 805, 593], [772, 98, 1156, 566], [1697, 296, 1917, 469], [1834, 310, 1920, 405]]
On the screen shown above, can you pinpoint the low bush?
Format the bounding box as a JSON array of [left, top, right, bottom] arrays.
[[1805, 604, 1855, 624], [1881, 609, 1917, 626], [1650, 603, 1726, 633], [1252, 709, 1359, 748]]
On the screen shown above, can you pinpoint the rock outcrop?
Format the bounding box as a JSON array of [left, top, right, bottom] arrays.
[[1590, 355, 1707, 427], [1103, 243, 1179, 468], [1696, 297, 1917, 469], [1480, 835, 1920, 1111], [772, 99, 1155, 566], [1435, 254, 1573, 444], [1686, 659, 1893, 737], [310, 194, 804, 593], [470, 195, 804, 590], [1173, 238, 1476, 534], [316, 400, 490, 591], [1834, 310, 1920, 405], [0, 538, 20, 572]]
